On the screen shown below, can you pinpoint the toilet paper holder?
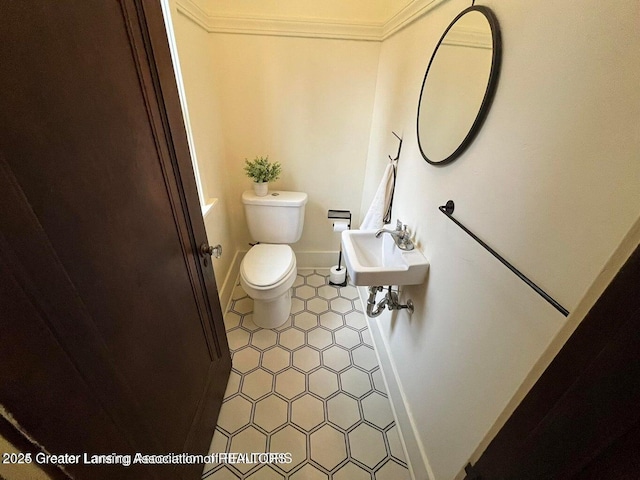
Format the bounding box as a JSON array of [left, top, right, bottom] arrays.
[[328, 210, 351, 286]]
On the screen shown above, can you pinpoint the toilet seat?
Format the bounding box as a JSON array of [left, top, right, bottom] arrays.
[[241, 244, 295, 287], [240, 245, 297, 328]]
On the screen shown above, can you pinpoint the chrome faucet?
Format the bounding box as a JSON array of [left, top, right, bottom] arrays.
[[375, 220, 414, 251]]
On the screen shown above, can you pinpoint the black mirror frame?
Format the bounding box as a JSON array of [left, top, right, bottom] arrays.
[[417, 5, 501, 166]]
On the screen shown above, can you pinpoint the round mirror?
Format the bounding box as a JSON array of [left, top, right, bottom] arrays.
[[417, 6, 501, 165]]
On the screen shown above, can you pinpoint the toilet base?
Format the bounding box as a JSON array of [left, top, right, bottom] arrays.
[[253, 288, 292, 328]]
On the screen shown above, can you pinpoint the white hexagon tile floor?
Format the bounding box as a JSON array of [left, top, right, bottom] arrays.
[[202, 269, 411, 480]]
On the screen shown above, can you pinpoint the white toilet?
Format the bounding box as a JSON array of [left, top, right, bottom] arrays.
[[240, 190, 308, 328]]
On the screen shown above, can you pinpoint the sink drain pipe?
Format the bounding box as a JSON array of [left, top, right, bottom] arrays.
[[366, 286, 414, 317]]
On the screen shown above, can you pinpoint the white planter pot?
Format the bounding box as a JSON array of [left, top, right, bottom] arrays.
[[253, 181, 268, 196]]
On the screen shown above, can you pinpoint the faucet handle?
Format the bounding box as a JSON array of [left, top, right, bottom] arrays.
[[396, 219, 403, 230]]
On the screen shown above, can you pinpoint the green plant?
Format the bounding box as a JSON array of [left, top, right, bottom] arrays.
[[244, 156, 282, 183]]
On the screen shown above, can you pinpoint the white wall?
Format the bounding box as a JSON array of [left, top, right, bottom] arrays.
[[207, 33, 380, 265], [362, 1, 640, 479], [171, 6, 380, 302], [168, 3, 242, 308]]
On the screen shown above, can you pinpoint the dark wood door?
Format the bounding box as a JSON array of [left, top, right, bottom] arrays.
[[467, 245, 640, 479], [0, 1, 230, 479]]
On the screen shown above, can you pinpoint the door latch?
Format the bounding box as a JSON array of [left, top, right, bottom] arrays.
[[200, 242, 222, 266]]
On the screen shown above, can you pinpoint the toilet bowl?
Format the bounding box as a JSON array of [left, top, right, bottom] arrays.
[[240, 244, 297, 328], [240, 190, 307, 329]]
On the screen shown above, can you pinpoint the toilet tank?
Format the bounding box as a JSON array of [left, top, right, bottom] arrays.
[[242, 190, 308, 243]]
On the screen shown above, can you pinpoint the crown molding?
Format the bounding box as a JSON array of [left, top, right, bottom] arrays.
[[443, 26, 492, 49], [175, 0, 449, 42], [381, 0, 447, 40]]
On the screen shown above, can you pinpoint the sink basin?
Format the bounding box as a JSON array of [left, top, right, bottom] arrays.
[[341, 230, 429, 286]]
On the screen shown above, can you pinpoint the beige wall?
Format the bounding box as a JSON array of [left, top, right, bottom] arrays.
[[168, 2, 239, 307], [206, 33, 380, 265], [170, 3, 380, 301], [363, 1, 640, 478]]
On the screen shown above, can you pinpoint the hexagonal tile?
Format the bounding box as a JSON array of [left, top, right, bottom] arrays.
[[251, 328, 278, 350], [298, 269, 315, 277], [246, 465, 282, 480], [322, 345, 351, 372], [291, 394, 325, 430], [224, 311, 241, 330], [205, 466, 241, 480], [333, 462, 371, 480], [261, 346, 290, 373], [340, 368, 372, 397], [292, 346, 321, 372], [227, 328, 250, 350], [223, 370, 241, 398], [352, 345, 378, 371], [348, 423, 387, 469], [334, 327, 361, 349], [372, 368, 387, 394], [275, 315, 293, 331], [375, 460, 411, 480], [232, 346, 261, 373], [254, 396, 288, 433], [386, 425, 407, 463], [307, 327, 333, 349], [319, 311, 344, 330], [360, 328, 373, 347], [293, 274, 305, 288], [361, 392, 394, 428], [279, 328, 305, 351], [338, 285, 360, 300], [232, 297, 253, 314], [217, 396, 252, 433], [317, 285, 339, 300], [275, 369, 306, 399], [308, 368, 339, 397], [309, 425, 347, 470], [291, 297, 305, 314], [207, 428, 229, 454], [294, 312, 318, 330], [270, 425, 307, 472], [327, 393, 361, 430], [229, 426, 267, 473], [232, 282, 247, 299], [306, 297, 329, 314], [290, 463, 326, 480], [241, 313, 261, 332], [306, 273, 326, 287], [294, 285, 315, 300], [330, 297, 353, 314], [345, 311, 367, 329], [241, 369, 273, 400]]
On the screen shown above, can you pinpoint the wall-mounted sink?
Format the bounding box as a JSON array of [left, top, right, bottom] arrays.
[[341, 229, 429, 286]]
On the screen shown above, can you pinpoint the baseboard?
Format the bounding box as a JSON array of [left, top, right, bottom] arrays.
[[356, 286, 433, 480], [218, 250, 245, 314]]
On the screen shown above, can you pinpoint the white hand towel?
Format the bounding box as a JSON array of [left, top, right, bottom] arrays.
[[360, 162, 395, 231]]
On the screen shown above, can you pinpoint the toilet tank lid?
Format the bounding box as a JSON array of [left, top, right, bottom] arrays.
[[242, 190, 308, 207]]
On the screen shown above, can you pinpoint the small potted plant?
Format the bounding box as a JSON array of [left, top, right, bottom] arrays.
[[244, 155, 282, 196]]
